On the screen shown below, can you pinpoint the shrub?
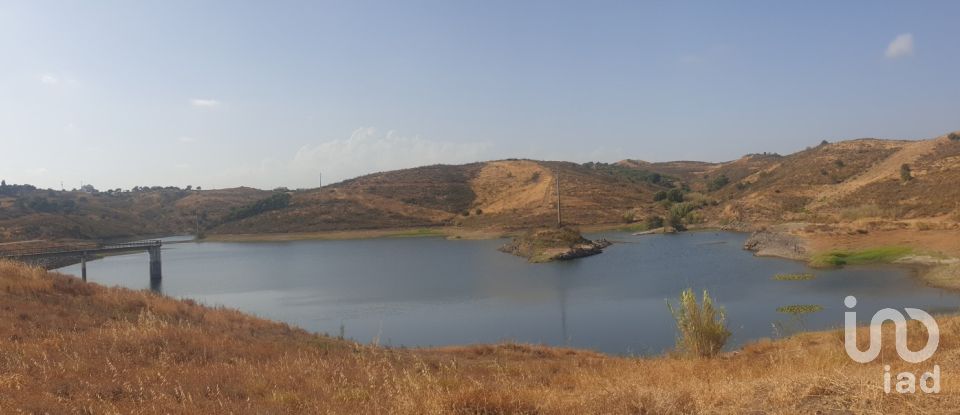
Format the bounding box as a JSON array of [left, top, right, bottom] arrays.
[[666, 188, 684, 203], [949, 132, 959, 141], [839, 204, 884, 221], [653, 190, 667, 202], [645, 215, 664, 229], [707, 175, 730, 191], [669, 202, 696, 221], [222, 192, 292, 223], [900, 163, 912, 182], [667, 288, 730, 358], [685, 210, 704, 224]]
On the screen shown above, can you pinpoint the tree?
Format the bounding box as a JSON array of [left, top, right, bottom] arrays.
[[900, 164, 912, 182]]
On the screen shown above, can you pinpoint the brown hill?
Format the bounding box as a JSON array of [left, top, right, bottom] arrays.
[[209, 160, 674, 234], [0, 186, 271, 243], [2, 131, 959, 244]]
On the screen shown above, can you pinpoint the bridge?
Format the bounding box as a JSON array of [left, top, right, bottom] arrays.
[[0, 240, 163, 283]]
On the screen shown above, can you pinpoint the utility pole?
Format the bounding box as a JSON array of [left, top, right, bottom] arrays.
[[556, 170, 562, 227]]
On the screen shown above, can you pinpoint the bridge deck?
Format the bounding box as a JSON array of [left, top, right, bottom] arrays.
[[0, 241, 162, 259]]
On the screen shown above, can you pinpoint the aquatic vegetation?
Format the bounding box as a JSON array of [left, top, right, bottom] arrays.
[[773, 273, 816, 281], [810, 246, 913, 268]]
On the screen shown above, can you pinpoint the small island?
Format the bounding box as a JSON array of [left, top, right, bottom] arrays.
[[499, 226, 612, 263]]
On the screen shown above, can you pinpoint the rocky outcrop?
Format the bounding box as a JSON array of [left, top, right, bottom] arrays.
[[744, 229, 809, 261]]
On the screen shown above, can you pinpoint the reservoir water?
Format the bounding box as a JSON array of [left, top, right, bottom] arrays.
[[58, 231, 960, 355]]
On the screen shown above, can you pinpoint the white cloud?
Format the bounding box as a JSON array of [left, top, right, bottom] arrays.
[[178, 136, 196, 143], [290, 127, 492, 185], [885, 33, 914, 59], [39, 74, 59, 84], [190, 98, 220, 107]]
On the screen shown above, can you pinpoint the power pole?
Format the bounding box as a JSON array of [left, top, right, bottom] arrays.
[[556, 170, 562, 227]]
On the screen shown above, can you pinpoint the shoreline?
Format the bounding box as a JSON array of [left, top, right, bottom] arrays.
[[200, 222, 646, 243], [742, 223, 960, 291]]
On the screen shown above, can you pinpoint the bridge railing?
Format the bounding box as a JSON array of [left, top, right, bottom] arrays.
[[0, 240, 162, 258]]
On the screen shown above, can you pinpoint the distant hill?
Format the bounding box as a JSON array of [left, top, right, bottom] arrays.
[[1, 131, 958, 242], [0, 186, 272, 242], [209, 159, 673, 234]]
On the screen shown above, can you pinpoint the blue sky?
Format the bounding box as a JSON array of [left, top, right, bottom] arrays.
[[2, 1, 958, 189]]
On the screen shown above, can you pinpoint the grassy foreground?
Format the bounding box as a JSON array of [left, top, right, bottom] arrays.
[[2, 261, 959, 413]]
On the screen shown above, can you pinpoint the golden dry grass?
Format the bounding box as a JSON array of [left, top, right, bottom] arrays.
[[2, 260, 959, 414]]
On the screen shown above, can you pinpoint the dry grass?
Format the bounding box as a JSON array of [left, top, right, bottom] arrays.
[[2, 260, 960, 413]]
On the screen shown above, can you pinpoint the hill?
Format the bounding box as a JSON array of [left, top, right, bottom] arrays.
[[2, 260, 958, 413], [207, 159, 675, 235], [0, 185, 271, 243], [2, 132, 959, 247]]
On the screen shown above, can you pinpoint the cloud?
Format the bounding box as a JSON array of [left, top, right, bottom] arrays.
[[177, 136, 196, 143], [190, 98, 220, 107], [39, 74, 59, 84], [885, 33, 914, 59], [290, 127, 492, 185]]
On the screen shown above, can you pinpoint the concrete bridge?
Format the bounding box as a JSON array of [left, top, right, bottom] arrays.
[[0, 240, 163, 283]]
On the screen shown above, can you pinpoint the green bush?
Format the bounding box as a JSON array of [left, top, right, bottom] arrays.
[[900, 164, 912, 182], [222, 192, 292, 223], [666, 188, 684, 203], [949, 132, 959, 141], [645, 215, 664, 229], [653, 190, 667, 202], [707, 174, 730, 191], [667, 288, 731, 358]]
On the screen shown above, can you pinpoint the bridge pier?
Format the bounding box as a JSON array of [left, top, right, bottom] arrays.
[[148, 246, 162, 281]]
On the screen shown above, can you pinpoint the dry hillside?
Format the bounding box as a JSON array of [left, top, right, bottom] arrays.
[[2, 132, 959, 245], [209, 159, 673, 234]]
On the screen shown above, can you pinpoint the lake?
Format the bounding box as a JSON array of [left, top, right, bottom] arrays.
[[58, 231, 960, 355]]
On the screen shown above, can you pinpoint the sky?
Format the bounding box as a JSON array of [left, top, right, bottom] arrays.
[[2, 1, 959, 190]]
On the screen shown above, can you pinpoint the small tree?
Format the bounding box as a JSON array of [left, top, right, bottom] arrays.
[[667, 288, 731, 358], [900, 163, 912, 182]]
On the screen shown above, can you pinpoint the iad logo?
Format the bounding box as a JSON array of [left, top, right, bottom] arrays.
[[843, 295, 941, 394]]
